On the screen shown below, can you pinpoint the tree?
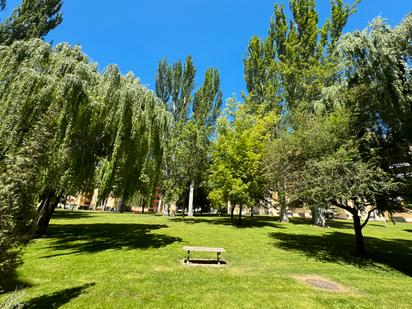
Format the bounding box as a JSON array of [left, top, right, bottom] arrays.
[[155, 56, 195, 122], [0, 39, 171, 283], [249, 0, 359, 223], [0, 39, 103, 237], [340, 15, 412, 203], [0, 0, 63, 45], [298, 145, 402, 256], [278, 0, 358, 113], [0, 111, 52, 280], [209, 100, 278, 224], [0, 39, 97, 281], [264, 110, 351, 224], [244, 0, 358, 117], [95, 65, 170, 214], [155, 58, 222, 216]]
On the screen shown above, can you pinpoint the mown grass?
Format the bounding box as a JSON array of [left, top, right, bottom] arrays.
[[1, 211, 412, 308]]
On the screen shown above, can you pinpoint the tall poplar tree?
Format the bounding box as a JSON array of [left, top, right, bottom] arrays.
[[249, 0, 359, 223], [155, 58, 222, 215], [0, 0, 63, 45]]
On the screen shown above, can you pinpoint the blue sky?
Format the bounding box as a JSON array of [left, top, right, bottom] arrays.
[[2, 1, 411, 99]]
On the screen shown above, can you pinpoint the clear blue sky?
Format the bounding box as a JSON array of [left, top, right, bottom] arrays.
[[2, 1, 411, 99]]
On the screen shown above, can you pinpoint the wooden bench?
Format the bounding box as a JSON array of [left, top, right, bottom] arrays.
[[183, 246, 225, 265]]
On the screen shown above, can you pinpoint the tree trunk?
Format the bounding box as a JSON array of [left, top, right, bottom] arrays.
[[33, 190, 60, 237], [250, 207, 254, 217], [311, 205, 318, 225], [279, 192, 288, 222], [230, 202, 235, 220], [317, 207, 326, 227], [280, 209, 289, 223], [157, 195, 163, 213], [238, 205, 242, 225], [188, 181, 194, 217], [352, 212, 366, 256], [118, 197, 124, 213]]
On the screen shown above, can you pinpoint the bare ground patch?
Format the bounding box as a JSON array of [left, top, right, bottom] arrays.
[[294, 275, 349, 292]]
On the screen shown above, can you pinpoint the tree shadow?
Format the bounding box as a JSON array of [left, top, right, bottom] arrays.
[[178, 215, 366, 230], [41, 223, 182, 257], [0, 272, 33, 293], [405, 229, 412, 233], [25, 283, 95, 308], [180, 216, 286, 229], [270, 231, 412, 276], [286, 217, 387, 229], [52, 210, 93, 220], [285, 217, 355, 229]]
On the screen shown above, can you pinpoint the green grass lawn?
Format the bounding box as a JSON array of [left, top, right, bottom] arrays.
[[2, 211, 412, 308]]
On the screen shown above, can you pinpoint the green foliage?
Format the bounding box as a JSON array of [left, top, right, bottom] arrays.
[[95, 66, 170, 206], [209, 100, 278, 220], [258, 3, 410, 253], [0, 39, 99, 278], [341, 15, 412, 142], [243, 35, 280, 114], [0, 39, 170, 280], [264, 110, 351, 220], [298, 145, 402, 215], [244, 0, 358, 116], [0, 0, 62, 45], [340, 15, 412, 202], [193, 68, 222, 128], [155, 56, 195, 122], [155, 57, 222, 210]]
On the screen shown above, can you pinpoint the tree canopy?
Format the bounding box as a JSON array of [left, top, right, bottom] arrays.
[[0, 39, 171, 279], [0, 0, 62, 45]]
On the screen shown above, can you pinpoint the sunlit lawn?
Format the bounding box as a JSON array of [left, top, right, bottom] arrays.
[[2, 210, 412, 308]]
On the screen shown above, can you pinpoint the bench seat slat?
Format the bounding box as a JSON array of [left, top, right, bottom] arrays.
[[183, 246, 225, 253]]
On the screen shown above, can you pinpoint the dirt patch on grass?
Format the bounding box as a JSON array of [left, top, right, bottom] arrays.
[[294, 275, 349, 292]]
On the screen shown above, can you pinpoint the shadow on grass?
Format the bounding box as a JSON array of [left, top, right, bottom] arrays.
[[183, 259, 227, 266], [177, 215, 365, 230], [52, 210, 93, 220], [405, 229, 412, 233], [42, 223, 182, 257], [0, 272, 32, 293], [180, 215, 286, 229], [25, 283, 95, 308], [286, 217, 362, 229], [270, 231, 412, 276]]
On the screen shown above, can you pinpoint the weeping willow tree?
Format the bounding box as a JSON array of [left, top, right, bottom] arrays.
[[0, 39, 170, 281], [95, 65, 171, 212], [0, 40, 102, 280]]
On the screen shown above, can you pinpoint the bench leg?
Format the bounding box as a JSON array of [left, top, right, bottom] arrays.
[[217, 252, 221, 265], [186, 250, 190, 264]]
